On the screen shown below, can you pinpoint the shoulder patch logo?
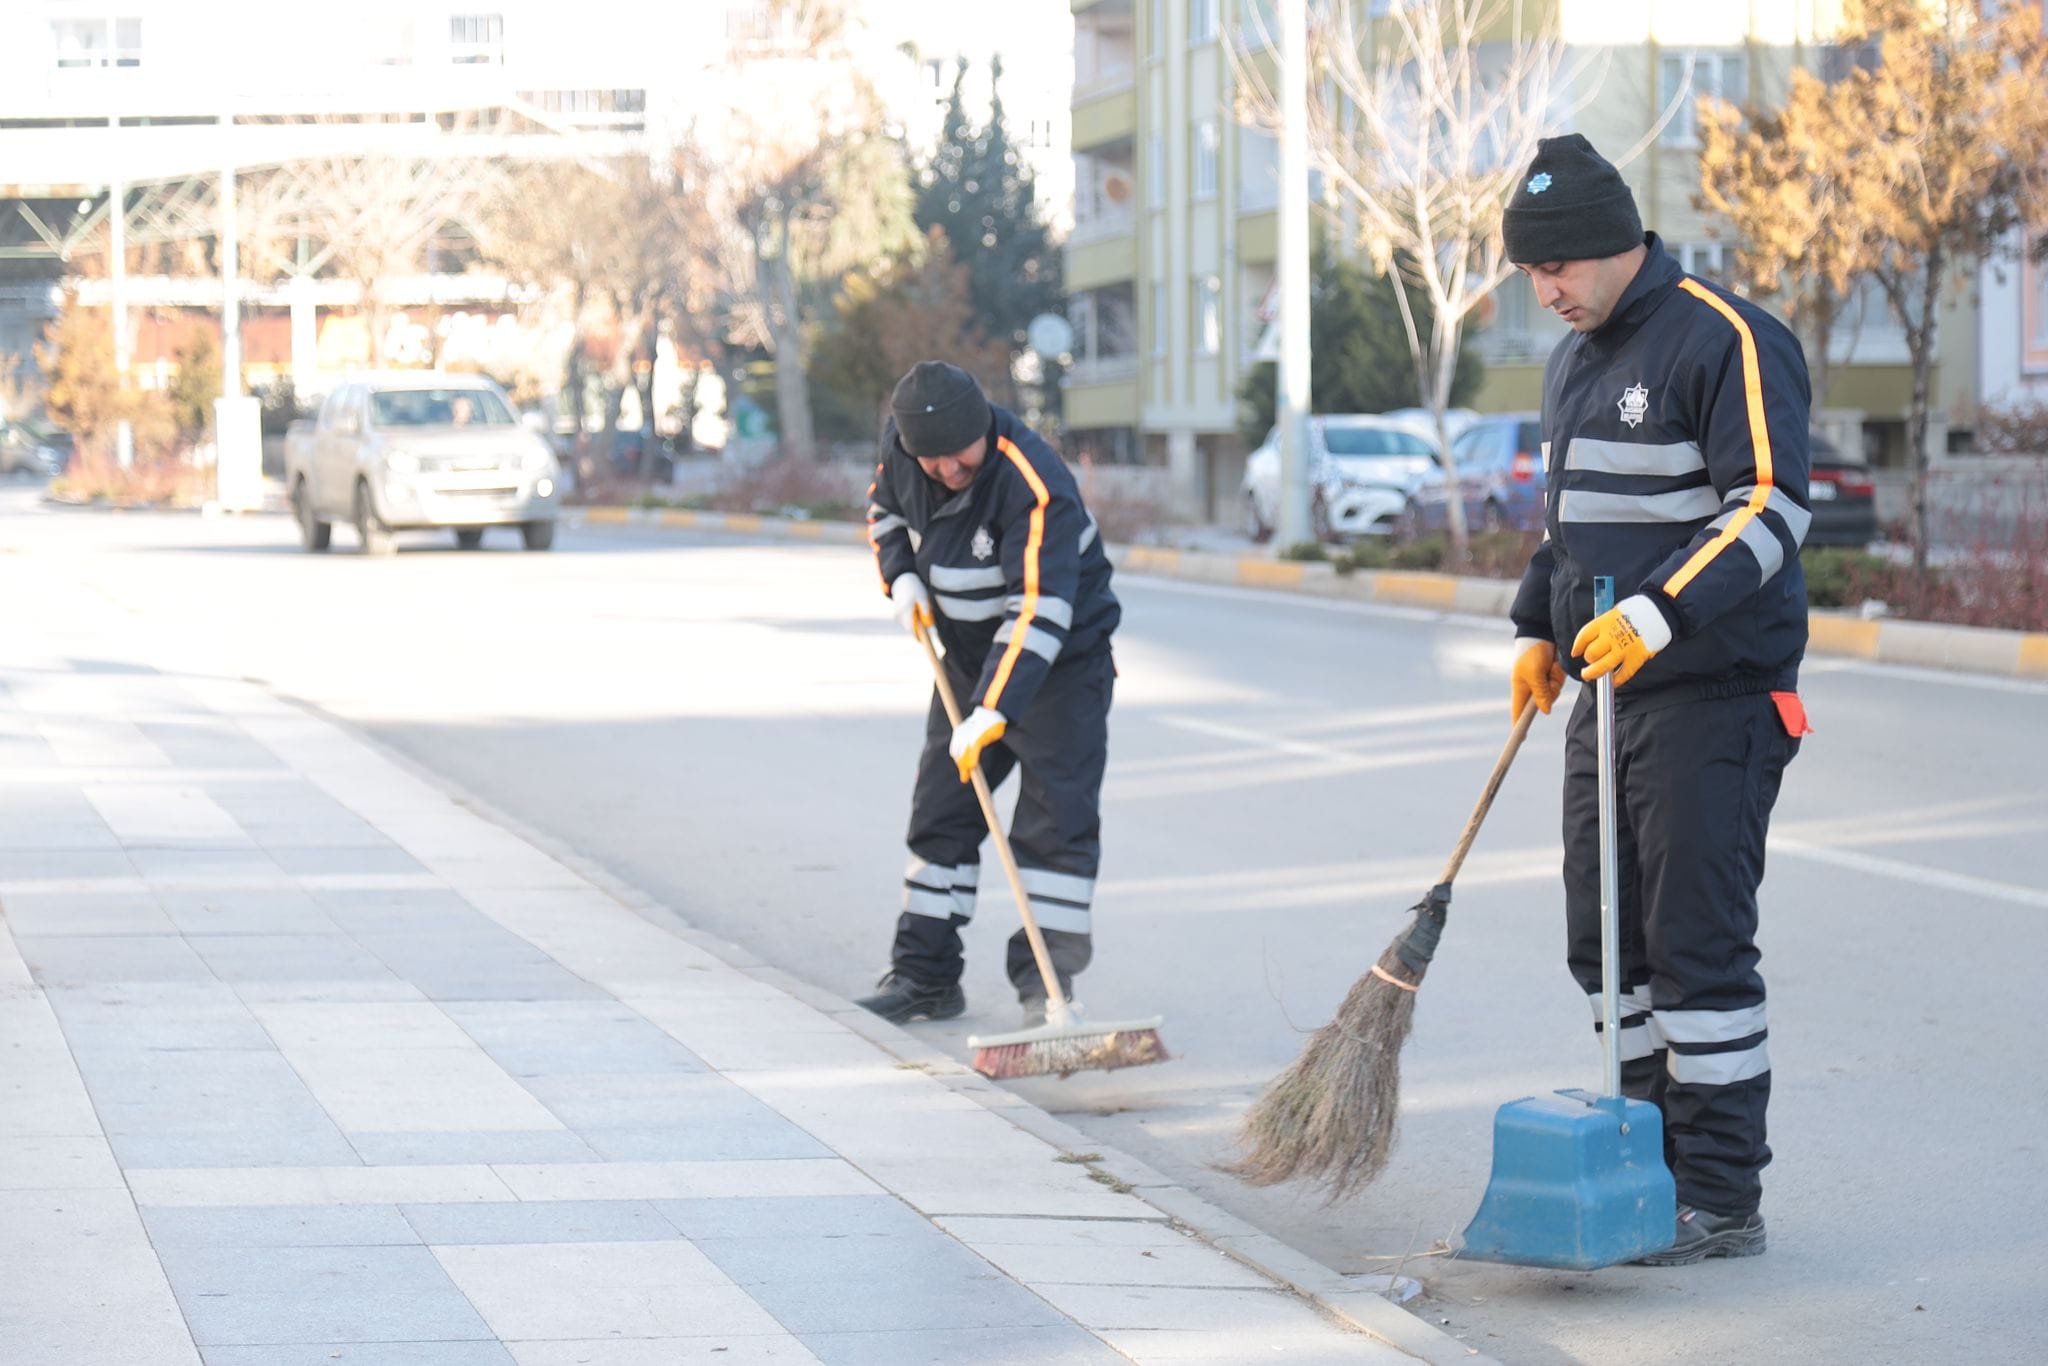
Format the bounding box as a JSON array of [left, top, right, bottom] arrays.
[[1618, 382, 1650, 429], [971, 525, 995, 561], [1526, 172, 1553, 195]]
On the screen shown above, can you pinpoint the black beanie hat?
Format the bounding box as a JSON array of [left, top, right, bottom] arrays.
[[1501, 134, 1643, 265], [890, 361, 992, 459]]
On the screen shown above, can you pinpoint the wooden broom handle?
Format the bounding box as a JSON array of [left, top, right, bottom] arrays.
[[1437, 699, 1539, 887], [917, 627, 1069, 1012]]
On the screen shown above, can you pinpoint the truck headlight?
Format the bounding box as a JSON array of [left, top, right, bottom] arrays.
[[385, 449, 420, 475]]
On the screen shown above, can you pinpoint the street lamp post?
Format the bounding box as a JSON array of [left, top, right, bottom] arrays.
[[213, 114, 263, 512], [1274, 0, 1313, 548]]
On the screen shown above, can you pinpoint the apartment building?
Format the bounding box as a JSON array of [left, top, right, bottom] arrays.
[[1066, 0, 2005, 520]]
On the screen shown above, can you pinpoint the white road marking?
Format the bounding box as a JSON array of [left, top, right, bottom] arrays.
[[1770, 836, 2048, 909]]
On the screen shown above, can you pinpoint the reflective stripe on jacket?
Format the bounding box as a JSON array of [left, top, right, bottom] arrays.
[[869, 405, 1119, 716], [1510, 235, 1812, 697]]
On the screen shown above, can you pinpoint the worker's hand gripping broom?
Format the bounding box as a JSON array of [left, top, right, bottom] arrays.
[[915, 625, 1167, 1080], [1225, 699, 1539, 1199]]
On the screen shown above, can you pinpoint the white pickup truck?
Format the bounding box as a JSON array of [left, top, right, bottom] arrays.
[[284, 372, 561, 554]]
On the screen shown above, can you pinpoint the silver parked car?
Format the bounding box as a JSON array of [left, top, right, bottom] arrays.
[[1240, 415, 1442, 543], [284, 374, 560, 554]]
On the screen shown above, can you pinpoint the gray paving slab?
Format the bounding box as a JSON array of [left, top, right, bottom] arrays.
[[399, 1200, 680, 1246], [0, 1133, 126, 1190], [17, 932, 216, 983], [737, 1270, 1067, 1335], [0, 820, 123, 851], [0, 849, 142, 886], [162, 1244, 494, 1347], [127, 847, 296, 887], [347, 1130, 604, 1167], [0, 1188, 203, 1366], [44, 981, 270, 1050], [0, 890, 176, 935], [654, 1194, 939, 1242], [410, 965, 610, 1003], [311, 888, 495, 932], [574, 1125, 832, 1162], [797, 1325, 1127, 1366], [518, 1071, 805, 1132], [187, 933, 406, 984], [136, 721, 285, 769], [142, 1204, 422, 1249], [690, 1228, 1000, 1286], [504, 1342, 814, 1366], [269, 845, 431, 877], [439, 1000, 708, 1076], [157, 888, 341, 935], [203, 1345, 515, 1366], [78, 1048, 362, 1167]]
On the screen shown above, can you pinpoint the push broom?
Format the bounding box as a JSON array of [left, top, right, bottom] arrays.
[[915, 625, 1168, 1080], [1226, 698, 1539, 1199]]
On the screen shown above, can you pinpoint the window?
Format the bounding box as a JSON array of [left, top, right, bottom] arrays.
[[1192, 120, 1219, 200], [1658, 51, 1749, 147], [1148, 132, 1166, 208], [51, 17, 141, 68], [2023, 251, 2048, 374], [1674, 241, 1726, 279], [1148, 0, 1163, 59], [449, 14, 504, 64], [1239, 0, 1278, 44], [1152, 282, 1169, 357], [1195, 276, 1222, 356], [1189, 0, 1218, 44], [1238, 127, 1279, 211]]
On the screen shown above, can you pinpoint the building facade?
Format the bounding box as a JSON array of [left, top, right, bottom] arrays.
[[1066, 0, 2010, 521]]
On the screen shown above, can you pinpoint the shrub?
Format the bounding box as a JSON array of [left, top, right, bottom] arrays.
[[1278, 540, 1328, 562]]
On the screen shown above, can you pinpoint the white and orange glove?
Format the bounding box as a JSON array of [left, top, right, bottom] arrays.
[[1510, 638, 1565, 721], [1571, 594, 1674, 689], [949, 706, 1007, 783], [890, 573, 932, 635]]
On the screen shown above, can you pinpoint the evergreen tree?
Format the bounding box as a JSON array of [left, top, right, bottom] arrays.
[[1236, 237, 1483, 447], [914, 57, 1062, 354]]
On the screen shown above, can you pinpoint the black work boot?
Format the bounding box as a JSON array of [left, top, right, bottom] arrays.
[[1634, 1205, 1767, 1266], [854, 971, 965, 1024]]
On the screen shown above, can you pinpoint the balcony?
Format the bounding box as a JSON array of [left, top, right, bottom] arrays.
[[1073, 0, 1136, 149], [1071, 84, 1138, 150]]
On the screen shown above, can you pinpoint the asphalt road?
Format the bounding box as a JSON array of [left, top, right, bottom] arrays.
[[9, 488, 2044, 1365]]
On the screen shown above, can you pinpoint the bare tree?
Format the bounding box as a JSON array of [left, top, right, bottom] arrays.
[[1235, 0, 1594, 556], [672, 0, 915, 460]]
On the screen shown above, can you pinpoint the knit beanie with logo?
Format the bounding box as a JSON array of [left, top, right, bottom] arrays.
[[1501, 134, 1644, 265]]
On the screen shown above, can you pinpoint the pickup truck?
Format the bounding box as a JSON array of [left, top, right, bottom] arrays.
[[284, 373, 560, 554]]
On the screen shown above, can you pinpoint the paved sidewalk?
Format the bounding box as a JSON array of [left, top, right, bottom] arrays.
[[0, 612, 1443, 1361]]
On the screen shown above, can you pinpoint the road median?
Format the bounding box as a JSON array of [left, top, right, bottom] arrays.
[[570, 505, 2048, 683]]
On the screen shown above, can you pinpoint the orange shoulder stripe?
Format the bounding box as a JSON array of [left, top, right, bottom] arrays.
[[983, 436, 1050, 710], [1662, 279, 1775, 598]]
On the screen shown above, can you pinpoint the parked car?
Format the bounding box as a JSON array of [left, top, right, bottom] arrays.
[[1241, 416, 1441, 543], [1, 420, 71, 478], [1404, 412, 1545, 536], [283, 373, 561, 555], [1804, 429, 1879, 547]]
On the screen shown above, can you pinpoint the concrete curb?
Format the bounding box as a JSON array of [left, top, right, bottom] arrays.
[[567, 507, 2048, 682], [287, 687, 1491, 1365]]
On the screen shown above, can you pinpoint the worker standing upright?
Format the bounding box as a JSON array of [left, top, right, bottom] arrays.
[[1502, 135, 1814, 1265]]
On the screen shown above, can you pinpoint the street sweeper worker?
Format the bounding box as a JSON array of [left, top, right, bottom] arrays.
[[1502, 134, 1813, 1266], [855, 360, 1121, 1027]]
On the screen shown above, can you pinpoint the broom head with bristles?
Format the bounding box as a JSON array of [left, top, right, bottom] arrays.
[[968, 1008, 1169, 1080], [1224, 882, 1452, 1201]]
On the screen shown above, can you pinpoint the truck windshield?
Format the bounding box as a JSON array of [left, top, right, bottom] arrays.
[[369, 388, 515, 428]]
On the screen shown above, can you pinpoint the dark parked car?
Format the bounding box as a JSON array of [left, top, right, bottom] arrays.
[[1, 420, 71, 477], [1803, 429, 1879, 547], [1404, 412, 1545, 535]]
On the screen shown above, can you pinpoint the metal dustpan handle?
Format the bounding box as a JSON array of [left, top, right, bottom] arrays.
[[1593, 576, 1622, 1100]]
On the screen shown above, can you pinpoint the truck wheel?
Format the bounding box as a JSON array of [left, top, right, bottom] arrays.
[[354, 482, 394, 557], [294, 477, 331, 552], [521, 520, 556, 552], [454, 529, 484, 551]]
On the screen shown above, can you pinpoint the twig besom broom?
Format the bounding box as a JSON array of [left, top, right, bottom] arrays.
[[1227, 700, 1539, 1199], [915, 626, 1168, 1080]]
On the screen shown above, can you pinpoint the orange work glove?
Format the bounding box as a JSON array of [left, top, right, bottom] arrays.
[[948, 706, 1007, 783], [1571, 594, 1674, 689], [1510, 638, 1565, 721]]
